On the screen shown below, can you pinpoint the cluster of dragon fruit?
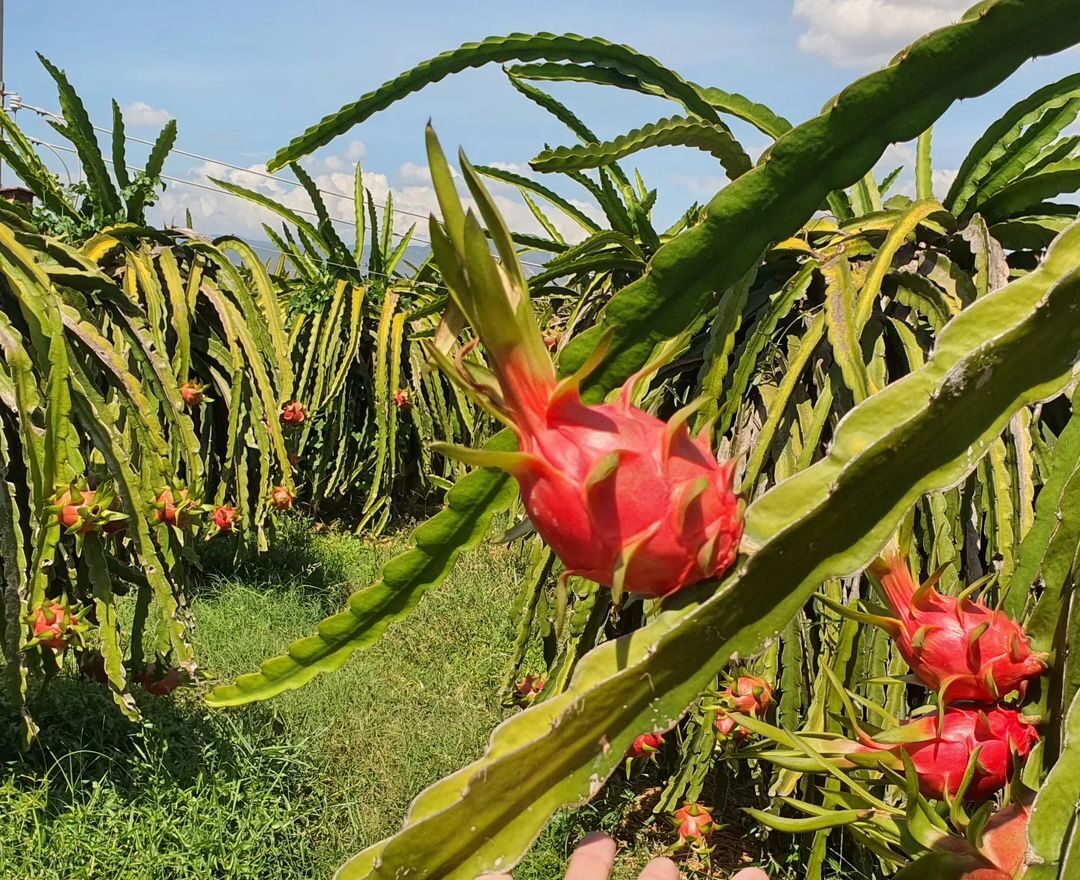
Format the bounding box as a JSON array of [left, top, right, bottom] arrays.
[[27, 396, 307, 691], [419, 131, 1048, 871], [855, 550, 1044, 801], [617, 548, 1045, 864]]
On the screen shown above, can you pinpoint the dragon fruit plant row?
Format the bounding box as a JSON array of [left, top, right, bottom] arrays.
[[421, 129, 1055, 876], [211, 6, 1080, 878]]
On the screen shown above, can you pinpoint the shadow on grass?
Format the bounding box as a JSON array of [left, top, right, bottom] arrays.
[[1, 675, 307, 818], [195, 513, 393, 614]]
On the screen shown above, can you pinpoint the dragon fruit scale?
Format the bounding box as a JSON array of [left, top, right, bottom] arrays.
[[422, 127, 743, 600], [868, 550, 1045, 703]]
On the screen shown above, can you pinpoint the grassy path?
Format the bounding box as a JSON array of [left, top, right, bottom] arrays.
[[0, 520, 526, 879]]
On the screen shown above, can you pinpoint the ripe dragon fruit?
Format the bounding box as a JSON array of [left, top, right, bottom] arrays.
[[856, 704, 1039, 802], [155, 488, 197, 529], [179, 380, 209, 408], [868, 550, 1046, 703], [728, 674, 774, 716], [716, 674, 773, 740], [756, 704, 1038, 803], [715, 713, 742, 740], [673, 803, 715, 845], [954, 803, 1028, 876], [52, 484, 126, 536], [973, 801, 1029, 879], [515, 674, 545, 704], [393, 389, 412, 411], [280, 401, 307, 427], [212, 505, 238, 532], [269, 486, 295, 511], [422, 127, 742, 599], [30, 602, 80, 652], [902, 801, 1030, 879], [628, 732, 665, 759], [139, 662, 183, 696]]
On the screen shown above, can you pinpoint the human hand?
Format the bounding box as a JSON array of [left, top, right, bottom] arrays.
[[565, 832, 678, 880], [484, 832, 770, 880]]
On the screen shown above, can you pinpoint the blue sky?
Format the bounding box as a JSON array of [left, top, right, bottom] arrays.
[[5, 1, 1078, 242]]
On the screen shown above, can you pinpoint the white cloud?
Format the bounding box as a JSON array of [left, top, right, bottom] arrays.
[[873, 143, 957, 200], [879, 142, 915, 169], [121, 100, 174, 128], [931, 168, 959, 200], [487, 161, 532, 176], [669, 173, 728, 200], [150, 143, 597, 253], [395, 161, 433, 187], [792, 0, 972, 68]]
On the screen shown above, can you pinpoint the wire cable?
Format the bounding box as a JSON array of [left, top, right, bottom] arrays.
[[20, 100, 457, 224], [26, 136, 462, 291], [21, 105, 551, 270], [30, 136, 430, 238]]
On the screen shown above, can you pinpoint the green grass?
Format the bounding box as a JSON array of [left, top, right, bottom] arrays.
[[0, 518, 802, 880], [0, 687, 322, 879], [0, 517, 526, 879]]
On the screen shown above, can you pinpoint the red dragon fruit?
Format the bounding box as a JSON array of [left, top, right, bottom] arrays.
[[155, 488, 197, 529], [868, 550, 1045, 703], [902, 801, 1030, 878], [628, 732, 665, 759], [715, 713, 742, 740], [280, 401, 307, 427], [515, 674, 545, 704], [673, 803, 715, 845], [269, 486, 295, 511], [856, 704, 1039, 802], [422, 127, 742, 599], [212, 505, 238, 532], [30, 602, 79, 652], [393, 389, 412, 411], [728, 674, 774, 717], [179, 380, 209, 408], [52, 485, 125, 536], [139, 662, 183, 696], [716, 674, 773, 740], [975, 802, 1029, 878], [78, 650, 110, 685]]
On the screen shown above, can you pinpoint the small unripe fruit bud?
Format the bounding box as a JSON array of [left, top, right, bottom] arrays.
[[280, 401, 307, 427], [270, 486, 295, 510]]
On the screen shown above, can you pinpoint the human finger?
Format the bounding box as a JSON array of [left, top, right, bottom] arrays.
[[564, 831, 618, 880], [636, 855, 679, 880]]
